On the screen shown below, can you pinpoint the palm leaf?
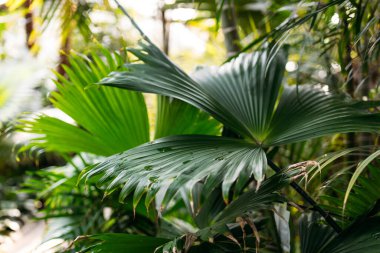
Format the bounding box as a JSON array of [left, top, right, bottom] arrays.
[[76, 233, 169, 253], [319, 217, 380, 253], [343, 149, 380, 210], [320, 164, 380, 224], [198, 169, 301, 240], [81, 135, 265, 207], [299, 212, 336, 253], [20, 47, 150, 156], [101, 41, 380, 146], [90, 36, 380, 209], [300, 212, 380, 253], [160, 170, 301, 250]]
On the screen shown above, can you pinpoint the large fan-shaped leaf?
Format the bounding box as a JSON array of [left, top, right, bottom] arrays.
[[100, 42, 287, 142], [101, 41, 380, 146], [81, 135, 266, 207], [263, 87, 380, 146], [20, 48, 150, 156], [92, 39, 380, 209]]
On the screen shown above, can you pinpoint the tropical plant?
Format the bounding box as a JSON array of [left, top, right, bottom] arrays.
[[73, 18, 380, 248], [19, 42, 221, 250], [18, 0, 380, 252]]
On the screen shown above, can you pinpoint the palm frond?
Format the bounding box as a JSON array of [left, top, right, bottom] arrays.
[[343, 149, 380, 210], [92, 36, 380, 214], [101, 41, 380, 146], [159, 169, 301, 250], [100, 41, 288, 142], [299, 212, 336, 253], [20, 47, 150, 156], [320, 163, 380, 224], [81, 135, 265, 208]]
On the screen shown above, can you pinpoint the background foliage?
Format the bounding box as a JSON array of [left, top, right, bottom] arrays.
[[0, 0, 379, 252]]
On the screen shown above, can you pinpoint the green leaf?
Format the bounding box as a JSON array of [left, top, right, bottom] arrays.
[[343, 150, 380, 211], [77, 233, 169, 253], [196, 170, 299, 240], [100, 41, 288, 143], [320, 217, 380, 253], [214, 171, 292, 225], [20, 47, 150, 156], [299, 212, 336, 253], [101, 41, 380, 146], [155, 95, 221, 139], [81, 135, 265, 208], [263, 87, 380, 146], [300, 213, 380, 253], [92, 39, 380, 216], [320, 163, 380, 223]]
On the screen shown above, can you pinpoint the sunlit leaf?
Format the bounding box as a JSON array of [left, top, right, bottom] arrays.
[[20, 48, 150, 156]]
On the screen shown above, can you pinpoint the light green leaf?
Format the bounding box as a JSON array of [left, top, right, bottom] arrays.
[[154, 95, 221, 139], [20, 48, 150, 156]]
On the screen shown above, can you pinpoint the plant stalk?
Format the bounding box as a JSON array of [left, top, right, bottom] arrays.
[[267, 159, 342, 233], [218, 0, 241, 57]]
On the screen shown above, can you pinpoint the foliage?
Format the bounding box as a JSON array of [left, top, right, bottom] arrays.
[[300, 213, 380, 253], [20, 48, 150, 156], [3, 0, 380, 252]]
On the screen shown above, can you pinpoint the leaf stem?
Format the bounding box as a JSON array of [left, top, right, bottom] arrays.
[[267, 159, 342, 233]]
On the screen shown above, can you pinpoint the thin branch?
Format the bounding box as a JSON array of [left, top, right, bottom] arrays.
[[113, 0, 153, 44], [268, 159, 343, 233]]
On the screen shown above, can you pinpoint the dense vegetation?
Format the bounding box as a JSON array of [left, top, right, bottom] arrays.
[[1, 0, 380, 252]]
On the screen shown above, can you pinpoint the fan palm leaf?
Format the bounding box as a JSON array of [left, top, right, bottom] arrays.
[[101, 41, 380, 146], [83, 135, 265, 206], [20, 48, 150, 156], [84, 38, 380, 205]]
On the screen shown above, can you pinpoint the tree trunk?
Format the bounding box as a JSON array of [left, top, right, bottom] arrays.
[[219, 1, 241, 137], [57, 36, 71, 76], [342, 11, 358, 150], [219, 0, 240, 56], [161, 7, 170, 55], [23, 0, 34, 50]]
